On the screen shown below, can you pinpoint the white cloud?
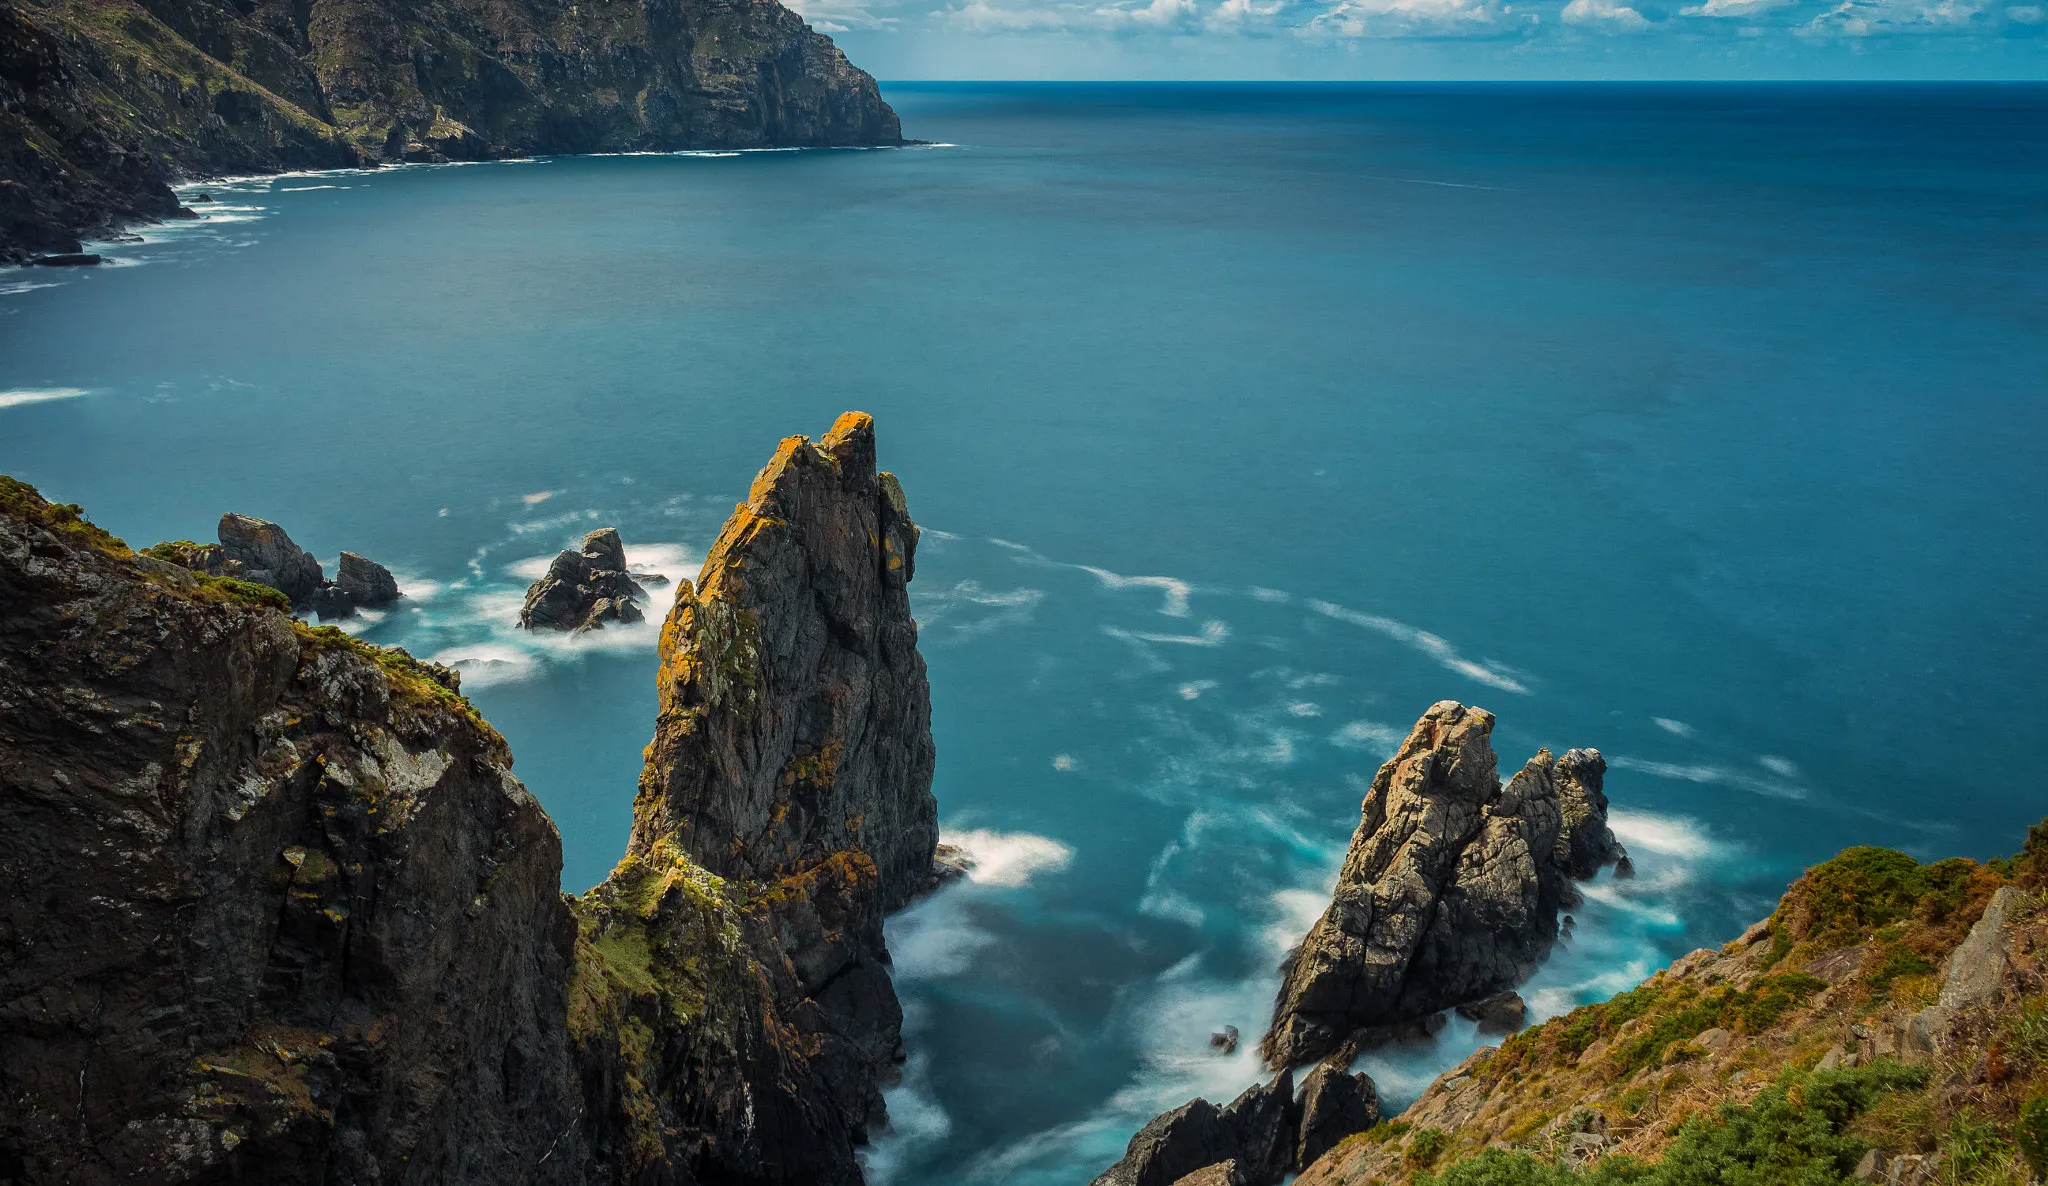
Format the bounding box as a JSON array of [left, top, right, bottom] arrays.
[[1562, 0, 1650, 27], [1800, 0, 1989, 34], [1303, 0, 1528, 35], [1681, 0, 1785, 16]]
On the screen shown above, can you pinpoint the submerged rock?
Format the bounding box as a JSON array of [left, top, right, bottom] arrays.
[[218, 511, 325, 604], [518, 527, 647, 631], [27, 252, 101, 266], [1261, 702, 1625, 1071], [338, 550, 401, 607]]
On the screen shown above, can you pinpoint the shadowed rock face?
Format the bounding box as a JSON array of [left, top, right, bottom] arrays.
[[1260, 701, 1625, 1071], [1091, 1066, 1380, 1186], [0, 482, 584, 1185]]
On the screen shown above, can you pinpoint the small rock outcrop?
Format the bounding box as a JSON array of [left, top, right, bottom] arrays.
[[217, 511, 325, 604], [1262, 702, 1625, 1070], [518, 527, 647, 631], [1093, 1066, 1380, 1186], [150, 516, 400, 621], [338, 550, 401, 607], [1456, 990, 1530, 1035]]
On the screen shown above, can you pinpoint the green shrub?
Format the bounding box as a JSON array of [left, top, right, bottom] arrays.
[[1423, 1062, 1925, 1186], [2015, 1097, 2048, 1178], [1407, 1127, 1449, 1168]]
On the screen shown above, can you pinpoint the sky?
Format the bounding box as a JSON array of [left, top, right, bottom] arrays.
[[802, 0, 2047, 79]]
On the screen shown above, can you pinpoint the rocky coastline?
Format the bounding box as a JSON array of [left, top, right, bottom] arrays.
[[0, 0, 902, 263], [0, 412, 937, 1183]]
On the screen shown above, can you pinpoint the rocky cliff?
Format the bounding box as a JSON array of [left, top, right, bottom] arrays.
[[0, 410, 936, 1183], [1294, 826, 2048, 1186], [1263, 701, 1627, 1071], [0, 0, 901, 261], [0, 476, 584, 1184]]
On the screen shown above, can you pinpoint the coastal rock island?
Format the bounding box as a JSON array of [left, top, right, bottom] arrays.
[[0, 0, 902, 261], [0, 411, 935, 1183], [1263, 701, 1628, 1071]]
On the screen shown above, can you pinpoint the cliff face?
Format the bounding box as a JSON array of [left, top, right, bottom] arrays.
[[0, 478, 586, 1184], [0, 0, 900, 261], [1262, 701, 1626, 1071], [573, 411, 938, 1182], [1294, 832, 2048, 1186], [0, 412, 937, 1184]]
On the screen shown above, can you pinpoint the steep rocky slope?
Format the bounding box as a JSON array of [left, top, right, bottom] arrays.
[[1, 0, 901, 261], [1297, 828, 2048, 1186], [0, 410, 937, 1183]]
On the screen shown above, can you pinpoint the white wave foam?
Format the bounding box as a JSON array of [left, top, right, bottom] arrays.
[[1305, 599, 1529, 694], [913, 579, 1047, 641], [1248, 586, 1290, 603], [941, 828, 1075, 887], [1177, 680, 1218, 700], [1331, 719, 1405, 754], [1654, 717, 1696, 738], [1076, 565, 1192, 617], [1104, 620, 1228, 647], [521, 490, 556, 505], [0, 280, 61, 296], [1608, 808, 1714, 858], [1757, 754, 1800, 778], [0, 387, 89, 410], [1609, 755, 1803, 799]]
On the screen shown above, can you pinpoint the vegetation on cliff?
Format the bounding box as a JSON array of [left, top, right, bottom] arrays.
[[1298, 826, 2048, 1186]]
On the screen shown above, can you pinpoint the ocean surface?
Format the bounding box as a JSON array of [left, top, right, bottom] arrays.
[[4, 82, 2046, 1184]]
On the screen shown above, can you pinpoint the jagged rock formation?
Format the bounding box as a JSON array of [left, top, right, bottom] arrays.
[[1091, 1066, 1380, 1186], [571, 412, 938, 1178], [337, 550, 400, 607], [1261, 701, 1626, 1070], [150, 514, 399, 621], [1, 0, 901, 261], [520, 527, 647, 632], [0, 411, 936, 1184], [0, 477, 586, 1184]]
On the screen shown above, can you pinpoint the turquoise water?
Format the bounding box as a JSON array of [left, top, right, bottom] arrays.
[[4, 83, 2046, 1184]]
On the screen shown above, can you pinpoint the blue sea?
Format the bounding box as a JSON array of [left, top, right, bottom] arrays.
[[4, 82, 2046, 1185]]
